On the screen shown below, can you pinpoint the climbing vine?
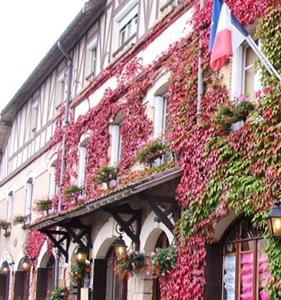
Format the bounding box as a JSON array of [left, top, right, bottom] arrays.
[[31, 0, 281, 298]]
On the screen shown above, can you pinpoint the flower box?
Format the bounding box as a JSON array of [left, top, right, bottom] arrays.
[[93, 166, 118, 188]]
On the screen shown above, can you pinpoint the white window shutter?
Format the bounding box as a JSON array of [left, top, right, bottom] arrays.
[[25, 181, 33, 216], [78, 146, 87, 187], [154, 96, 165, 139], [110, 125, 120, 166], [231, 45, 244, 100]]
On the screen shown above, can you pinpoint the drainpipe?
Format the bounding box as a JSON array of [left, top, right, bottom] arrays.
[[196, 0, 205, 123], [54, 40, 73, 287]]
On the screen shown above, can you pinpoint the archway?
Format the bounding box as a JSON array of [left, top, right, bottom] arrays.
[[36, 254, 55, 300], [14, 258, 30, 300], [0, 261, 10, 300]]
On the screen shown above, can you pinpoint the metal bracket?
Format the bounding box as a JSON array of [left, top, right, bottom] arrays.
[[104, 204, 141, 250], [41, 228, 71, 262], [139, 193, 180, 234]]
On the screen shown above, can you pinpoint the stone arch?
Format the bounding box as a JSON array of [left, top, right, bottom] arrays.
[[93, 217, 130, 259], [140, 211, 173, 254]]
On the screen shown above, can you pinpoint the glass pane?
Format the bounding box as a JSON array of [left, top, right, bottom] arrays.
[[244, 47, 256, 100], [223, 255, 236, 300], [241, 240, 255, 251], [240, 253, 254, 300], [258, 250, 270, 300]]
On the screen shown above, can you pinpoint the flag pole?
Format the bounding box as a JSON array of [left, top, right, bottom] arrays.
[[196, 0, 205, 122], [246, 36, 281, 82]]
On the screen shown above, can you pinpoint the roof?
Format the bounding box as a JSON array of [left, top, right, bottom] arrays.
[[0, 0, 105, 153], [29, 167, 183, 230]]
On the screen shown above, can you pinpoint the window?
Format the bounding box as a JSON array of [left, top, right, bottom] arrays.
[[118, 5, 138, 48], [78, 139, 88, 188], [25, 178, 33, 224], [232, 43, 261, 101], [110, 124, 122, 166], [85, 37, 97, 79], [49, 161, 57, 199], [154, 93, 168, 139], [31, 98, 39, 132], [55, 71, 65, 109], [222, 218, 269, 300], [7, 191, 13, 223], [106, 247, 127, 300]]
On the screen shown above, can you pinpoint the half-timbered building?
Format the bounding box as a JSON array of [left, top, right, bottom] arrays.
[[0, 0, 277, 299]]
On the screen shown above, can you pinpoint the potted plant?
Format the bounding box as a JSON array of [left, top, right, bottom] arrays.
[[64, 185, 81, 202], [51, 286, 70, 300], [136, 140, 166, 167], [147, 245, 177, 278], [115, 252, 146, 278], [34, 198, 53, 214], [13, 215, 25, 226], [0, 220, 11, 237], [94, 165, 118, 188]]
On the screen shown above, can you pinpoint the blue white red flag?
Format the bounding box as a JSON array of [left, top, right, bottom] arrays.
[[209, 0, 249, 71]]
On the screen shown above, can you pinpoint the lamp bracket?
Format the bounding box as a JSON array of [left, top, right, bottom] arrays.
[[139, 193, 180, 234], [104, 204, 141, 250], [41, 228, 70, 262]]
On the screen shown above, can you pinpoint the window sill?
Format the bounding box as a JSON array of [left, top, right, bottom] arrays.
[[112, 34, 136, 62], [86, 70, 96, 82]]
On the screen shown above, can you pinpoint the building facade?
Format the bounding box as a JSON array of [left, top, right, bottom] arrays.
[[0, 0, 280, 299]]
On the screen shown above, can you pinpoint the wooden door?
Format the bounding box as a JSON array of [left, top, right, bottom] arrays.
[[0, 273, 9, 300], [14, 271, 30, 300]]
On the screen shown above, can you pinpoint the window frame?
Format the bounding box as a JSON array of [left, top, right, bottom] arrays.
[[25, 178, 33, 224], [6, 191, 13, 224]]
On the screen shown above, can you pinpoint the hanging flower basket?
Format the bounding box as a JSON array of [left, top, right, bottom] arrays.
[[13, 215, 25, 225], [0, 220, 11, 237], [147, 245, 177, 278], [93, 165, 118, 188], [115, 252, 146, 278], [70, 263, 91, 284], [51, 286, 70, 300]]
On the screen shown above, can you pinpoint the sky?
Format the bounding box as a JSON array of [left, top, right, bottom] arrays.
[[0, 0, 86, 112]]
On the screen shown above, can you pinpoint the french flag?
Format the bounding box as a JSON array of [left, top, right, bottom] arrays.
[[209, 0, 249, 71]]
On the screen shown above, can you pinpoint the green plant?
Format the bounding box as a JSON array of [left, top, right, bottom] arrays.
[[147, 245, 177, 278], [34, 198, 53, 213], [234, 100, 255, 121], [0, 219, 10, 230], [13, 215, 25, 225], [51, 286, 69, 300], [94, 166, 118, 185], [115, 252, 146, 277], [64, 185, 81, 201], [136, 140, 166, 164], [70, 263, 91, 283]]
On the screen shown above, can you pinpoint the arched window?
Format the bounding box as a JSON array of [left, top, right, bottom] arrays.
[[205, 218, 270, 300], [222, 218, 269, 300], [153, 83, 169, 140], [7, 191, 13, 224], [110, 112, 123, 166], [49, 160, 57, 199], [78, 137, 88, 188], [106, 246, 127, 300], [25, 178, 33, 224]]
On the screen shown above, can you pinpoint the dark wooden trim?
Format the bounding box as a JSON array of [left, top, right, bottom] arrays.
[[9, 118, 55, 160], [0, 141, 52, 187]]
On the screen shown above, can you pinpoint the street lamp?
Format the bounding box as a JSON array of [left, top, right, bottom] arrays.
[[21, 256, 31, 271], [268, 179, 281, 239], [0, 261, 9, 274], [113, 224, 127, 258], [75, 245, 88, 264]]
